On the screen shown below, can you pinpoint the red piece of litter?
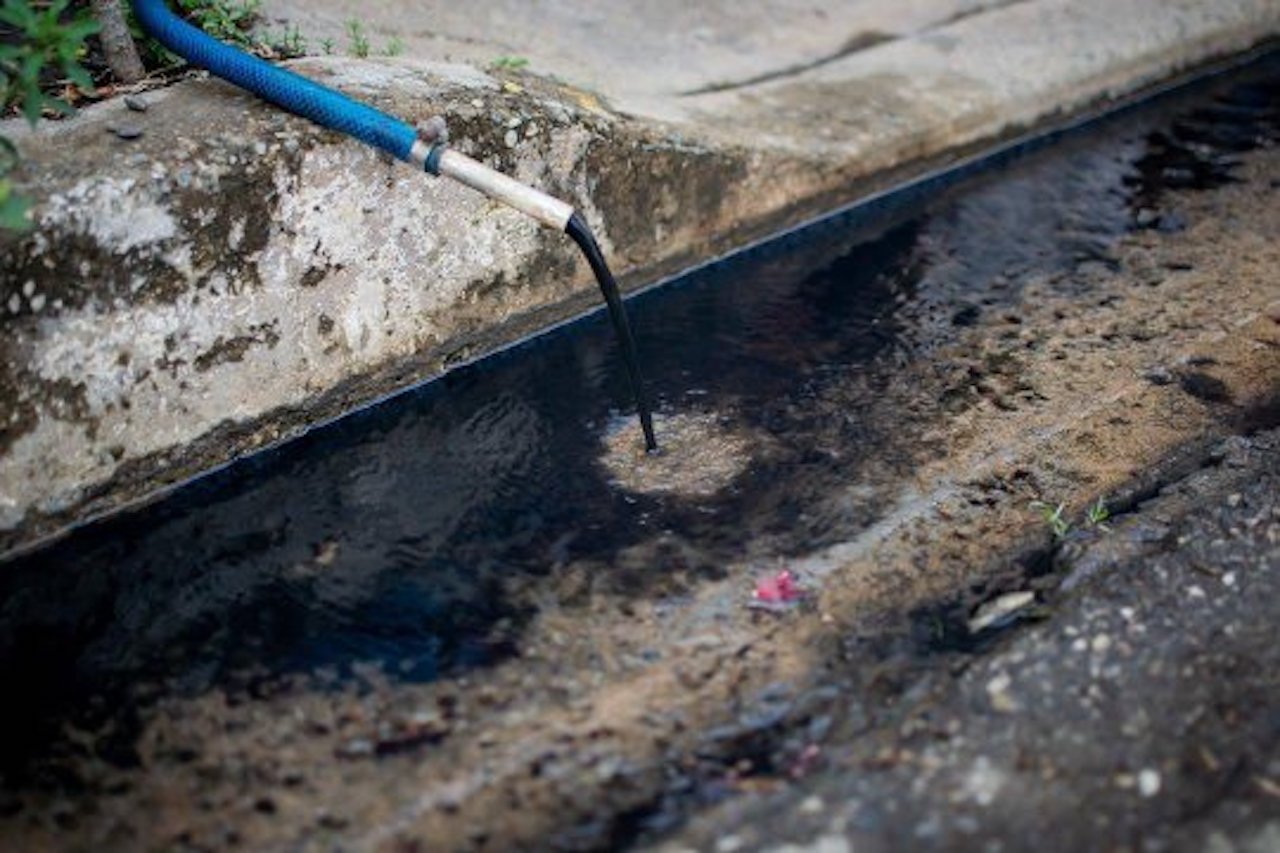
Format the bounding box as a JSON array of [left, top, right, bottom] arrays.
[[753, 569, 802, 603]]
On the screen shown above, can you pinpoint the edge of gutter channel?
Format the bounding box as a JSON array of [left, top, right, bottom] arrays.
[[4, 38, 1278, 566]]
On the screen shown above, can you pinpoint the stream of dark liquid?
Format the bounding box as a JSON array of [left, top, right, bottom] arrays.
[[566, 213, 659, 451]]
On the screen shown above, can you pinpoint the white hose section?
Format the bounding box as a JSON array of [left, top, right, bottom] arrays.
[[436, 149, 575, 231]]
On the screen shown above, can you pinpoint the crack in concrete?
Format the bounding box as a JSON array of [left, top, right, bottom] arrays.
[[677, 0, 1032, 97], [678, 31, 897, 97]]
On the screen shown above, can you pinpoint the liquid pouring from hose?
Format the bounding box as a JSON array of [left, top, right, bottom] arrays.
[[130, 0, 657, 452]]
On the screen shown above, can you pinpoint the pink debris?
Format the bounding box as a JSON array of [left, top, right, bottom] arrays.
[[788, 743, 823, 780], [752, 569, 803, 605]]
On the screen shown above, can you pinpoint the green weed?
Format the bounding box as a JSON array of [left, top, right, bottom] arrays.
[[1031, 497, 1113, 540], [1030, 500, 1071, 540], [175, 0, 260, 46], [269, 23, 306, 58], [0, 0, 100, 124], [0, 0, 103, 231], [490, 55, 529, 71], [126, 1, 263, 67], [345, 19, 369, 58], [1085, 498, 1111, 529], [0, 136, 29, 229], [0, 177, 29, 229]]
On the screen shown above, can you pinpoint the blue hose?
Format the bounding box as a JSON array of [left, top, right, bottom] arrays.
[[132, 1, 658, 449], [131, 0, 420, 163]]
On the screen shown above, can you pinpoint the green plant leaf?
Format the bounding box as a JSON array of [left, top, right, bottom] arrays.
[[64, 63, 94, 91], [0, 134, 17, 169], [0, 179, 32, 231], [61, 18, 102, 43], [0, 4, 35, 30]]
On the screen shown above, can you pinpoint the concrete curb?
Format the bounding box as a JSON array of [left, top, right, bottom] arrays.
[[1, 0, 1277, 553]]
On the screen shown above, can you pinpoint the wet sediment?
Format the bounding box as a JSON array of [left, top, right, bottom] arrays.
[[655, 426, 1280, 852]]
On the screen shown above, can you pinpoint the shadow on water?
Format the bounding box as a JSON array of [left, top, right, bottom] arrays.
[[1, 53, 1277, 781]]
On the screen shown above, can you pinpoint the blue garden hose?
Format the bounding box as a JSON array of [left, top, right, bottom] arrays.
[[131, 0, 423, 164], [131, 0, 658, 449]]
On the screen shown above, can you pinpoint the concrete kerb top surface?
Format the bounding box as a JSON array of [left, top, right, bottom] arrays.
[[1, 0, 1278, 552]]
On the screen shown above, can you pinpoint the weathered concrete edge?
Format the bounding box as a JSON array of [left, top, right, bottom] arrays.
[[1, 16, 1278, 556], [0, 61, 794, 557]]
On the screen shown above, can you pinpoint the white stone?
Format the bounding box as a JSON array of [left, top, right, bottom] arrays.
[[1138, 768, 1161, 797]]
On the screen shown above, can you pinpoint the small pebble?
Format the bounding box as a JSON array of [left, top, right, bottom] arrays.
[[799, 795, 825, 814], [985, 671, 1018, 713], [968, 590, 1035, 633], [1156, 210, 1187, 233], [1138, 768, 1161, 797], [337, 738, 374, 758], [503, 129, 518, 148], [124, 95, 148, 112], [416, 115, 448, 144], [109, 123, 144, 140]]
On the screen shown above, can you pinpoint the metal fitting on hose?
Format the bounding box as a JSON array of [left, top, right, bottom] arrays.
[[410, 116, 449, 173], [412, 112, 574, 229]]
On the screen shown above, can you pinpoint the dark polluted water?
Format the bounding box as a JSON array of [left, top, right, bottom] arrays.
[[1, 55, 1277, 782]]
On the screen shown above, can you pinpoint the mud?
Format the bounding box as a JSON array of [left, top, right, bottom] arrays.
[[0, 57, 1277, 852], [599, 413, 756, 497]]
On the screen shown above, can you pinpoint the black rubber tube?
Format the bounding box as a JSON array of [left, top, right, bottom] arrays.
[[565, 213, 658, 451]]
